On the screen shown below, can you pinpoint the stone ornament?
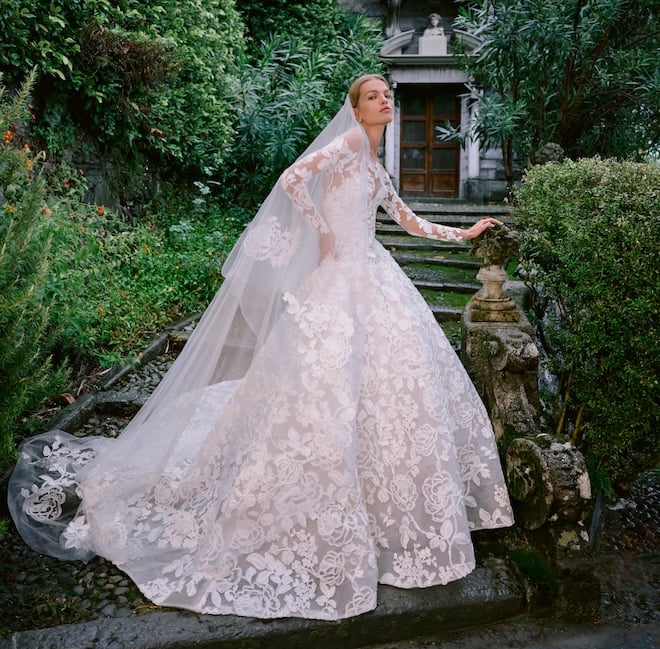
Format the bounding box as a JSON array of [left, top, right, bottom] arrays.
[[506, 434, 592, 531], [419, 12, 448, 56], [468, 225, 521, 322]]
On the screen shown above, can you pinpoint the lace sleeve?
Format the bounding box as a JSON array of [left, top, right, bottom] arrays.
[[280, 136, 353, 234], [380, 172, 464, 243]]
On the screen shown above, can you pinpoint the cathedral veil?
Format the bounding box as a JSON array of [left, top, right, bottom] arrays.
[[8, 96, 370, 562]]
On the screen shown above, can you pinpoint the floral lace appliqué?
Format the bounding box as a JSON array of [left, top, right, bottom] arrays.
[[242, 215, 301, 267]]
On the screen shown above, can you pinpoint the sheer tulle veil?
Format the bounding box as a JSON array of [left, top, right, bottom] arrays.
[[8, 96, 369, 562]]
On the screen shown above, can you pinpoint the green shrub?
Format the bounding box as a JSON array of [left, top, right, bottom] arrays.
[[41, 173, 249, 367], [0, 75, 248, 469], [239, 0, 366, 50], [0, 0, 244, 176], [514, 157, 659, 487], [0, 72, 69, 468], [233, 12, 384, 205]]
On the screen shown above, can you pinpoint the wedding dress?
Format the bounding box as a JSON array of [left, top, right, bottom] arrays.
[[8, 98, 513, 621]]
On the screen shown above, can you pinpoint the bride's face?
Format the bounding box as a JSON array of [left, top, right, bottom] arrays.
[[354, 79, 393, 126]]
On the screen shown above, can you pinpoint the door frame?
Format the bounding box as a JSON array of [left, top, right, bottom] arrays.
[[398, 85, 463, 198]]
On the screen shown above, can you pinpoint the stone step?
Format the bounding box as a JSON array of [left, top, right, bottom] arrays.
[[377, 213, 485, 227], [405, 201, 511, 217], [414, 279, 479, 294], [377, 232, 468, 253], [392, 252, 482, 270], [379, 202, 511, 226], [405, 265, 480, 290], [5, 562, 526, 649], [430, 304, 464, 322]]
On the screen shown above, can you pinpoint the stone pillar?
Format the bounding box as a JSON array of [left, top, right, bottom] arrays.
[[384, 0, 402, 38], [461, 226, 593, 542], [461, 227, 540, 440], [419, 36, 447, 56], [462, 311, 540, 441]]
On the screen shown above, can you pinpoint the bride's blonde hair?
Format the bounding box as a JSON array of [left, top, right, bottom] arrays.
[[348, 74, 389, 107]]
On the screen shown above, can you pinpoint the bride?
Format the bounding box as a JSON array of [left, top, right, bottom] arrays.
[[8, 74, 513, 620]]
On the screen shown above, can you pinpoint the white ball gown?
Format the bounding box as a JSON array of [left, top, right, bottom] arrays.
[[8, 99, 513, 621]]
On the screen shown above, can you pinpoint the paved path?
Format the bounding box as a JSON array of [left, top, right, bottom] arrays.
[[364, 619, 659, 649]]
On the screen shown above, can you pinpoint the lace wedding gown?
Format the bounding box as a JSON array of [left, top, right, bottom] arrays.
[[9, 124, 513, 621]]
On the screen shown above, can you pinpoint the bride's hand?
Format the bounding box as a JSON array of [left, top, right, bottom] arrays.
[[461, 217, 503, 240], [320, 231, 337, 260]]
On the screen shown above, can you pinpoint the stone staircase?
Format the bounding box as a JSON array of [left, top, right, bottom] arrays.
[[376, 201, 511, 346]]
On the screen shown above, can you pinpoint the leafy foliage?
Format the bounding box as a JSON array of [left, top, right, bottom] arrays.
[[42, 171, 249, 367], [514, 157, 659, 487], [238, 0, 360, 50], [0, 72, 249, 471], [232, 12, 384, 205], [0, 0, 244, 175], [451, 0, 659, 187], [0, 72, 68, 467]]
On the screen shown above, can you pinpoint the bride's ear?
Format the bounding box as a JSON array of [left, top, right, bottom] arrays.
[[353, 108, 361, 123]]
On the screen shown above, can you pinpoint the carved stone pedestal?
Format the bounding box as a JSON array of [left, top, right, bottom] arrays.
[[461, 308, 540, 441], [469, 265, 521, 322], [419, 35, 447, 55], [505, 434, 592, 533], [461, 225, 592, 546], [461, 225, 540, 439]]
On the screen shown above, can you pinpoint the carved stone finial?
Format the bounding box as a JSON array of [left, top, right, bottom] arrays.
[[531, 142, 565, 165], [472, 224, 519, 266]]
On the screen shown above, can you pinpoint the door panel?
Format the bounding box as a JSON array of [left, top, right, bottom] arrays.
[[400, 88, 461, 198]]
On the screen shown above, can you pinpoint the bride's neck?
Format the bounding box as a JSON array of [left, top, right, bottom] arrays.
[[363, 124, 386, 158]]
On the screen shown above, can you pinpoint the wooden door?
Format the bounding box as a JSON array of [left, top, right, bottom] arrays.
[[400, 88, 461, 198]]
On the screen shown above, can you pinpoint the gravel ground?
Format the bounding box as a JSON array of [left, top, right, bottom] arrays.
[[1, 352, 179, 637], [1, 345, 658, 641]]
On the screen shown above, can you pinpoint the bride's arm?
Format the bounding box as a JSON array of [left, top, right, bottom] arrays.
[[279, 132, 359, 234], [380, 174, 501, 241]]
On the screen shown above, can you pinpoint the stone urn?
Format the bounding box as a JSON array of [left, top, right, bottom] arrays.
[[468, 226, 521, 323]]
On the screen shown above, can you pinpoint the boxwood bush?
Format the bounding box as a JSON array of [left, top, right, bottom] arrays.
[[514, 157, 659, 489]]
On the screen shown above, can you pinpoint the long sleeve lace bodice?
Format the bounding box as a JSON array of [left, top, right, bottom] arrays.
[[280, 131, 363, 234], [280, 130, 464, 245]]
